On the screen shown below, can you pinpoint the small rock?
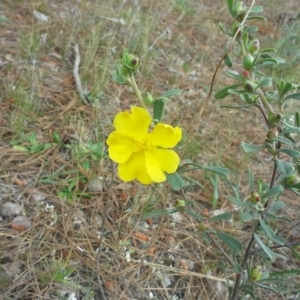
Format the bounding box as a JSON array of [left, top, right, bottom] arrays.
[[11, 216, 31, 231], [86, 177, 103, 192], [0, 202, 22, 216]]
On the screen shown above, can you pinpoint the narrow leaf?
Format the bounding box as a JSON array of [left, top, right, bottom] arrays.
[[202, 166, 229, 176], [153, 99, 165, 123], [279, 148, 300, 159], [215, 84, 242, 99], [261, 185, 283, 199], [225, 54, 233, 67], [250, 6, 263, 13], [284, 92, 300, 101], [160, 89, 181, 98], [254, 233, 275, 262], [241, 141, 265, 153], [248, 169, 254, 192], [216, 231, 243, 252], [257, 78, 272, 89], [209, 213, 232, 222], [227, 0, 235, 17]]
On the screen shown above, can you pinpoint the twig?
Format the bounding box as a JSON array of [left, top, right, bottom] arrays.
[[72, 43, 91, 105]]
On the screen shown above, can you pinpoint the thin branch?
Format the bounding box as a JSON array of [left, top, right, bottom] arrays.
[[73, 43, 91, 105]]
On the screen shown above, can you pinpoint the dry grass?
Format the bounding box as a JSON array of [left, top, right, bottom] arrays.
[[0, 0, 300, 299]]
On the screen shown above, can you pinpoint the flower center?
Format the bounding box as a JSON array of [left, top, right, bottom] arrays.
[[138, 139, 153, 152]]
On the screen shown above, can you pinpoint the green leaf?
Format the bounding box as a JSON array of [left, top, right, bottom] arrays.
[[256, 78, 272, 89], [254, 233, 275, 262], [278, 148, 300, 159], [246, 16, 266, 21], [260, 48, 276, 53], [153, 99, 165, 123], [243, 26, 258, 34], [227, 196, 250, 207], [241, 141, 265, 153], [227, 0, 235, 17], [269, 269, 300, 277], [13, 145, 29, 152], [219, 23, 233, 36], [215, 84, 242, 99], [295, 112, 300, 127], [261, 185, 284, 199], [225, 70, 243, 80], [112, 70, 126, 85], [284, 92, 300, 101], [232, 262, 242, 274], [141, 208, 179, 221], [209, 213, 232, 222], [224, 54, 233, 67], [241, 211, 256, 222], [277, 160, 294, 174], [160, 89, 181, 98], [248, 169, 254, 192], [166, 172, 185, 191], [202, 166, 229, 176], [216, 231, 243, 252], [185, 207, 203, 222], [279, 81, 293, 98], [249, 6, 263, 13], [268, 201, 285, 214]]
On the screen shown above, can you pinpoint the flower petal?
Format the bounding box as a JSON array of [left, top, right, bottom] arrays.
[[145, 148, 180, 182], [114, 106, 151, 140], [148, 124, 182, 148], [118, 152, 152, 184], [107, 131, 139, 163]]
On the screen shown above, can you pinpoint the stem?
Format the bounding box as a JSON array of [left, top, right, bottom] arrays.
[[256, 88, 276, 116], [127, 74, 147, 109]]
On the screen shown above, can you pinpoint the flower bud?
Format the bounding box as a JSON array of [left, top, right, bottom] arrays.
[[249, 192, 261, 203], [174, 199, 186, 210], [249, 266, 262, 282], [248, 39, 260, 54], [241, 70, 250, 78], [143, 92, 153, 105], [198, 221, 209, 232], [284, 175, 300, 187], [243, 54, 254, 71], [234, 1, 247, 22], [244, 80, 256, 93]]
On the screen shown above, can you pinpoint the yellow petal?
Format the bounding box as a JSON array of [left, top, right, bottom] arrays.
[[113, 107, 151, 140], [118, 152, 152, 184], [145, 148, 180, 182], [107, 131, 139, 163], [148, 124, 182, 148]]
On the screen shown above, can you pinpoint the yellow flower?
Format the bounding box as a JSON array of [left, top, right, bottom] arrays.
[[107, 106, 182, 185]]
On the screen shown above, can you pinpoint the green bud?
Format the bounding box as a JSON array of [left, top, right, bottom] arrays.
[[291, 244, 300, 260], [248, 39, 260, 54], [249, 192, 261, 203], [249, 266, 262, 282], [284, 175, 300, 187], [198, 221, 209, 232], [244, 80, 256, 93], [174, 199, 186, 210], [143, 92, 153, 105], [234, 1, 247, 22], [243, 54, 254, 71]]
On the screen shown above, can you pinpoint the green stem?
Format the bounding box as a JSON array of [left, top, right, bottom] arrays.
[[256, 88, 276, 116], [127, 74, 147, 109]]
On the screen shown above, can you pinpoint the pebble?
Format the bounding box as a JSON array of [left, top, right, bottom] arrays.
[[0, 202, 23, 216]]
